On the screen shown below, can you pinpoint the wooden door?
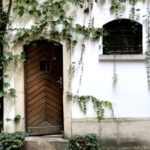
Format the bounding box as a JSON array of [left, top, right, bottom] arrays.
[[25, 41, 63, 135]]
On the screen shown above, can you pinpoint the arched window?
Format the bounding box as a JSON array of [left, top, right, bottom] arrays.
[[103, 19, 142, 55]]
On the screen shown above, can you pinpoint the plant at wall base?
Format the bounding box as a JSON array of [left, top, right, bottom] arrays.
[[66, 134, 103, 150], [0, 132, 25, 150]]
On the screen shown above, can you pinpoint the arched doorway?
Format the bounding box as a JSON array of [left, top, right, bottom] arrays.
[[24, 40, 63, 135]]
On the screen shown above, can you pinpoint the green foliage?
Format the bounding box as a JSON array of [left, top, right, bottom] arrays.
[[14, 115, 21, 123], [128, 0, 142, 5], [91, 28, 103, 41], [66, 134, 102, 150], [110, 0, 122, 12], [68, 0, 84, 6], [0, 52, 23, 68], [0, 51, 24, 99], [68, 93, 114, 121], [12, 0, 104, 46], [12, 0, 145, 48], [13, 0, 39, 17], [0, 74, 16, 98], [0, 132, 25, 150], [8, 88, 16, 98], [12, 0, 146, 48], [0, 0, 147, 120]]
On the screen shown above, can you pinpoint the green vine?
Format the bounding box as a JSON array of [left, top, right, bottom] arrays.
[[0, 0, 149, 127], [0, 52, 25, 98], [10, 0, 145, 48], [67, 93, 114, 121], [12, 0, 103, 44], [110, 0, 122, 12]]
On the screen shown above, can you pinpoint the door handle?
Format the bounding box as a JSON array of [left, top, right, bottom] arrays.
[[57, 76, 63, 88]]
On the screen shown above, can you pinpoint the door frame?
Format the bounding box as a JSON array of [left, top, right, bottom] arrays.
[[23, 40, 72, 136]]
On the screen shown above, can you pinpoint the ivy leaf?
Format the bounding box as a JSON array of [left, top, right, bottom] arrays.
[[84, 7, 89, 14], [6, 118, 12, 122], [75, 24, 82, 31], [91, 28, 103, 40], [9, 88, 16, 98], [18, 6, 25, 17], [136, 9, 140, 11], [14, 115, 21, 123], [3, 82, 10, 88], [29, 10, 34, 15], [0, 91, 4, 97], [35, 10, 42, 17]]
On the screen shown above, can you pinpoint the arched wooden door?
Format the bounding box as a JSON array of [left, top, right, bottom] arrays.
[[25, 41, 63, 135]]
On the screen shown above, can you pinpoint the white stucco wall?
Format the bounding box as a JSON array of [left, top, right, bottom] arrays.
[[3, 0, 150, 133], [71, 1, 150, 118]]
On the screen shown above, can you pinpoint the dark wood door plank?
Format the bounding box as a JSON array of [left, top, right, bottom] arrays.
[[25, 41, 63, 135]]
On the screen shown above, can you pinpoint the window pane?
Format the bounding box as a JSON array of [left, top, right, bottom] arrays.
[[103, 19, 142, 55]]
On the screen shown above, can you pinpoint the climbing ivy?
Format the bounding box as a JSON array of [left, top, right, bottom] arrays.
[[67, 92, 114, 121], [11, 0, 146, 46], [12, 0, 103, 42], [0, 51, 25, 98], [0, 0, 149, 123]]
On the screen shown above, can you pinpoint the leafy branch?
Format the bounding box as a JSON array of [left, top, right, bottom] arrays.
[[67, 92, 114, 121]]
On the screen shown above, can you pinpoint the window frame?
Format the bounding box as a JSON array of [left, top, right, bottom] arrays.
[[102, 19, 143, 55]]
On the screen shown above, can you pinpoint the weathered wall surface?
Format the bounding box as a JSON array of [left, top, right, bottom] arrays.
[[72, 118, 150, 149], [70, 1, 150, 147], [2, 1, 150, 147], [71, 1, 150, 118]]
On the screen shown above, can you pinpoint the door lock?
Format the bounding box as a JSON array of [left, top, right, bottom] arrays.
[[57, 76, 63, 88]]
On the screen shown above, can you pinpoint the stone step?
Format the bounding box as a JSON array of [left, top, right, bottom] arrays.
[[104, 148, 146, 150], [102, 147, 147, 150], [34, 134, 64, 138], [24, 136, 68, 150]]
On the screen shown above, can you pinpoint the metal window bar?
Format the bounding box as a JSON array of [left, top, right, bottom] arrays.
[[103, 46, 142, 55], [103, 29, 142, 55]]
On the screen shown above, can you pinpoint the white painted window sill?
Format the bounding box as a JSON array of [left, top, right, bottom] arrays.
[[99, 54, 145, 62]]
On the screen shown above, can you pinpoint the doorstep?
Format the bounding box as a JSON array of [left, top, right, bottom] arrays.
[[24, 135, 68, 150]]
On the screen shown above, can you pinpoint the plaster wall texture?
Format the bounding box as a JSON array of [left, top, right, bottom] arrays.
[[2, 0, 150, 135], [72, 118, 150, 149], [71, 1, 150, 118]]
